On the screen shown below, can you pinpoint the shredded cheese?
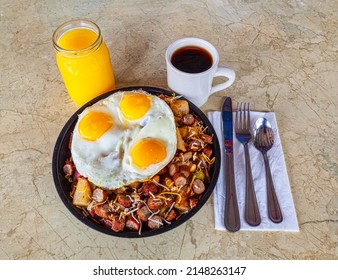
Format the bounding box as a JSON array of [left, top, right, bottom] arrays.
[[162, 218, 171, 225], [165, 202, 176, 218], [149, 191, 156, 198], [158, 191, 182, 203], [126, 207, 138, 214], [202, 153, 215, 165], [148, 217, 163, 226], [201, 126, 208, 133], [148, 209, 160, 219], [152, 179, 170, 191], [189, 175, 196, 191], [138, 216, 142, 235], [131, 212, 140, 224], [126, 194, 134, 202], [137, 200, 155, 215]]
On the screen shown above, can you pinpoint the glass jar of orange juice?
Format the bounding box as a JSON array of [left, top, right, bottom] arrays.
[[52, 19, 115, 106]]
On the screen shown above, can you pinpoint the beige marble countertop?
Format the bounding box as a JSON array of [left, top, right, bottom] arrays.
[[1, 0, 337, 260]]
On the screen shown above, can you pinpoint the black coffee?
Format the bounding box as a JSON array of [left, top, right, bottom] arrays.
[[171, 46, 213, 74]]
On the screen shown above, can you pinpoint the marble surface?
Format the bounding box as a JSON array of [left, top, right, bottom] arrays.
[[0, 0, 337, 260]]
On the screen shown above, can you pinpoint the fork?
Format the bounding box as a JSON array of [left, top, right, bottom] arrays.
[[235, 102, 261, 226]]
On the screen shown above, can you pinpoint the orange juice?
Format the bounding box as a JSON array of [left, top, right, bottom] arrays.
[[53, 20, 115, 106]]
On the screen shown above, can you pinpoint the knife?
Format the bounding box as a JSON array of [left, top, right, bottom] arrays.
[[222, 97, 240, 232]]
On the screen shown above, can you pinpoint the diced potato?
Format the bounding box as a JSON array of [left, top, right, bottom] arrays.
[[174, 187, 190, 212], [73, 177, 92, 207], [174, 198, 190, 212], [170, 100, 189, 116], [178, 185, 190, 199], [178, 126, 190, 139], [176, 127, 186, 152]]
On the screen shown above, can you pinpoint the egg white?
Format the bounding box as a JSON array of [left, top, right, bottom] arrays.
[[71, 90, 177, 189], [124, 116, 177, 176]]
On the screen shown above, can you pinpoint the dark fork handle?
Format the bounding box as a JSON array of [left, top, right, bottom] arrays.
[[224, 152, 240, 232], [243, 144, 261, 226], [263, 153, 283, 223]]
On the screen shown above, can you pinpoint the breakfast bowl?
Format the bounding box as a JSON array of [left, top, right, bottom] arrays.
[[52, 86, 220, 238]]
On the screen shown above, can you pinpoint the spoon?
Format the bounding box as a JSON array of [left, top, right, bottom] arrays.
[[253, 117, 283, 223]]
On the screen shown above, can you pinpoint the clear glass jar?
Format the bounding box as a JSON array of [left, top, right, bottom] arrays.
[[53, 19, 115, 106]]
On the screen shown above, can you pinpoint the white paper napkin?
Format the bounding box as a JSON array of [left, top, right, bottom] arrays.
[[208, 111, 299, 232]]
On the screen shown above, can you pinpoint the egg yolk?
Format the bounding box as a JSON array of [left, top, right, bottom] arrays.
[[78, 111, 113, 141], [120, 93, 151, 120], [131, 139, 167, 168]]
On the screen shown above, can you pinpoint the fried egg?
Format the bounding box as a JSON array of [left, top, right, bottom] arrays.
[[71, 90, 177, 189]]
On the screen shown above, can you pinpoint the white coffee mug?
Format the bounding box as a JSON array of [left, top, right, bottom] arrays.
[[166, 37, 235, 107]]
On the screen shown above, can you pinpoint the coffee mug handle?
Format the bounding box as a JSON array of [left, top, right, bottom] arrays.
[[210, 67, 236, 94]]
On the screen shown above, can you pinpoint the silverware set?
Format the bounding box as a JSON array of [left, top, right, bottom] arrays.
[[221, 97, 283, 232]]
